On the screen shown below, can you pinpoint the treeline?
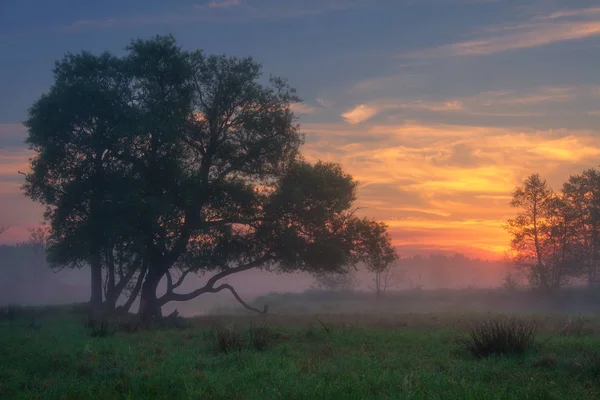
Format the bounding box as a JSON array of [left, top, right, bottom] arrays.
[[397, 254, 513, 289], [314, 253, 514, 294], [506, 169, 600, 290]]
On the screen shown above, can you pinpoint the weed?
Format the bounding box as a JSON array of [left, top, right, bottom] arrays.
[[560, 315, 586, 337], [532, 353, 558, 368], [88, 316, 116, 338], [212, 326, 245, 353], [457, 314, 537, 358], [578, 351, 600, 381], [247, 325, 277, 351]]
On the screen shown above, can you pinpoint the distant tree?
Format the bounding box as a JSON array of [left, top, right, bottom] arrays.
[[505, 174, 579, 290], [24, 35, 396, 318], [562, 168, 600, 286], [356, 220, 399, 298]]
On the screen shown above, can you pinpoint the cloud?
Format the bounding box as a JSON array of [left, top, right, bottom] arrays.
[[338, 85, 586, 124], [290, 102, 319, 115], [536, 7, 600, 21], [340, 99, 465, 124], [316, 98, 334, 108], [65, 0, 366, 30], [341, 104, 381, 124], [401, 7, 600, 58], [207, 0, 242, 9]]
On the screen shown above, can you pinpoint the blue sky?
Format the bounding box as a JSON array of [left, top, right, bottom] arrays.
[[1, 0, 600, 257]]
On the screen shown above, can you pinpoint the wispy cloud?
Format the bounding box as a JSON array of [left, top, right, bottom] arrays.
[[207, 0, 242, 9], [340, 99, 465, 124], [341, 104, 381, 124], [290, 102, 319, 115], [65, 0, 366, 30], [535, 7, 600, 21], [338, 85, 586, 124], [401, 7, 600, 58]]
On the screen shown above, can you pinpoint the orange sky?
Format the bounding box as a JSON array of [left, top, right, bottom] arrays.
[[3, 118, 600, 259]]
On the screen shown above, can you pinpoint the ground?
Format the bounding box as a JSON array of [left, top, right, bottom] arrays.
[[1, 304, 600, 399]]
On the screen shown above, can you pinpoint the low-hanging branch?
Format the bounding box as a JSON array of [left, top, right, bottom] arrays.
[[158, 254, 272, 309]]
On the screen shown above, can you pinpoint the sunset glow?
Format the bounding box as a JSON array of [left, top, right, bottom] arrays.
[[2, 1, 600, 260]]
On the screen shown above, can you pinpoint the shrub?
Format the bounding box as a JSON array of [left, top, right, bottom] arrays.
[[457, 315, 537, 358]]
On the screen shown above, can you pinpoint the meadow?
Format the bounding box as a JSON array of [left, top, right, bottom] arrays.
[[2, 289, 600, 399]]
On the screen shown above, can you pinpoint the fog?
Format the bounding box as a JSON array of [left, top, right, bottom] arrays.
[[7, 241, 598, 318]]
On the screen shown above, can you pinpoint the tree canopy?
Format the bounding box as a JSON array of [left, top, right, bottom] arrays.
[[23, 34, 397, 318]]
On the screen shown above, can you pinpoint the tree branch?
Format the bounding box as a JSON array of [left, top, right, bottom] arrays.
[[158, 254, 271, 304], [209, 283, 268, 315]]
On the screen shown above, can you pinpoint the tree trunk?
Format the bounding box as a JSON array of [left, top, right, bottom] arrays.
[[89, 254, 103, 310], [138, 269, 164, 319]]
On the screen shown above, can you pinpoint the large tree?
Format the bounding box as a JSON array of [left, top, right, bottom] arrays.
[[24, 35, 396, 318]]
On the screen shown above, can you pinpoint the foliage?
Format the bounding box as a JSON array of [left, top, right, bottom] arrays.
[[457, 315, 537, 358]]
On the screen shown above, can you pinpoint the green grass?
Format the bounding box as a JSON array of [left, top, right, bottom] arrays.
[[2, 310, 600, 399]]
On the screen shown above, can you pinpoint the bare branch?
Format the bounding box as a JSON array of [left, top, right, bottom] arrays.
[[210, 283, 268, 315], [159, 254, 271, 304]]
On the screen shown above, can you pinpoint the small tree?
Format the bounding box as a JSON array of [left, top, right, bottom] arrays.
[[358, 220, 399, 298]]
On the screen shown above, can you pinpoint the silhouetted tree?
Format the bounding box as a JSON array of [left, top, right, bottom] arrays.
[[562, 168, 600, 286], [357, 220, 398, 298], [505, 174, 578, 290], [23, 35, 396, 318]]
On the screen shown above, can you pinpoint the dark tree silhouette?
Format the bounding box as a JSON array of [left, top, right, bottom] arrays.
[[23, 35, 396, 318]]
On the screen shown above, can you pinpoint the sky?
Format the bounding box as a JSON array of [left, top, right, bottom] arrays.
[[1, 0, 600, 259]]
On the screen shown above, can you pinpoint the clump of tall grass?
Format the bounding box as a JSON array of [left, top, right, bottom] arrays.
[[457, 315, 537, 358], [209, 324, 279, 353]]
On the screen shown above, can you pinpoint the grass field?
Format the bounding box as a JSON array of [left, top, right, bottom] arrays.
[[2, 303, 600, 399]]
